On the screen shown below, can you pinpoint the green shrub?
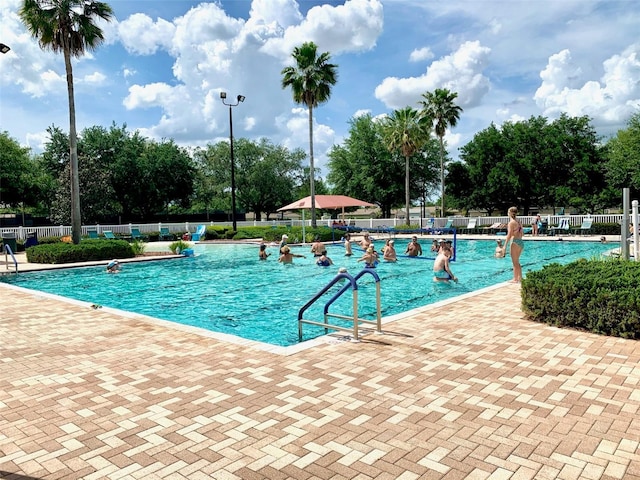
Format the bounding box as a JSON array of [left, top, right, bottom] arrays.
[[203, 226, 224, 240], [521, 259, 640, 339], [26, 239, 135, 264], [131, 239, 146, 255], [38, 236, 64, 244], [168, 240, 191, 254]]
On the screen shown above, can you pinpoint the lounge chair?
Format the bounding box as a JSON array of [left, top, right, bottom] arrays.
[[191, 224, 206, 241], [87, 229, 99, 239], [103, 230, 116, 240], [571, 218, 593, 236], [160, 227, 175, 241], [460, 217, 477, 234], [483, 222, 506, 234], [549, 218, 570, 236], [131, 227, 148, 241]]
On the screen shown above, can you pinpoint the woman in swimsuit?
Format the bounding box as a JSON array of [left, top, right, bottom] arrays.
[[502, 206, 524, 282]]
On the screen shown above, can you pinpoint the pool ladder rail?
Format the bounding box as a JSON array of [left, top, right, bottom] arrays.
[[298, 269, 382, 342], [2, 244, 18, 274]]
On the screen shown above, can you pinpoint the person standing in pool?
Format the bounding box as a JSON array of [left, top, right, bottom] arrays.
[[258, 244, 270, 260], [502, 206, 524, 282], [433, 244, 457, 283], [279, 234, 289, 253], [278, 245, 306, 264], [343, 233, 353, 256]]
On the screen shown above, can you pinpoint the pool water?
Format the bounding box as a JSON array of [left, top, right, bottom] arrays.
[[2, 239, 614, 346]]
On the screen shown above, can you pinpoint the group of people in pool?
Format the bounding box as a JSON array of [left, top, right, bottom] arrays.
[[257, 206, 525, 283]]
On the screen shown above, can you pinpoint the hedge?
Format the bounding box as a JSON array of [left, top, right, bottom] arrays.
[[26, 239, 135, 264], [521, 259, 640, 339]]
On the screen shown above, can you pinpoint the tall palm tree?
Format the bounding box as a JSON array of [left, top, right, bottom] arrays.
[[19, 0, 113, 244], [281, 41, 337, 228], [381, 107, 431, 223], [419, 88, 463, 218]]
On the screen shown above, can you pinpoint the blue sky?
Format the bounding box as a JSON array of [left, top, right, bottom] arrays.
[[1, 0, 639, 181]]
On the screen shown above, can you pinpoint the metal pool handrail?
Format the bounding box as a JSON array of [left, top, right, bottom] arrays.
[[3, 244, 18, 274], [298, 269, 382, 342]]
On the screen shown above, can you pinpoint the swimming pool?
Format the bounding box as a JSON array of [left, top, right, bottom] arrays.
[[1, 239, 614, 346]]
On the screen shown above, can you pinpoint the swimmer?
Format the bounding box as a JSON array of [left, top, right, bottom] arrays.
[[433, 245, 457, 283], [495, 239, 505, 258], [106, 259, 121, 273], [316, 250, 334, 267], [357, 245, 378, 268], [405, 236, 422, 257], [278, 245, 305, 264], [259, 244, 270, 260], [382, 239, 397, 262], [310, 237, 325, 257], [343, 233, 353, 256]]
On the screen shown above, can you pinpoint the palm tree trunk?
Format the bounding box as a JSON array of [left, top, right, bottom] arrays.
[[405, 155, 410, 225], [308, 105, 316, 228], [65, 48, 81, 244], [439, 136, 445, 218]]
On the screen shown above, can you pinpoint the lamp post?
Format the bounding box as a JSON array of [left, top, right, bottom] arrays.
[[219, 91, 245, 232]]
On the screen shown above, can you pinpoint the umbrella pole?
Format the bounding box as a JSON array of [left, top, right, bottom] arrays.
[[302, 209, 306, 245]]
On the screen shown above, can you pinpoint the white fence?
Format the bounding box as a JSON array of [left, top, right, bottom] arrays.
[[0, 214, 627, 241]]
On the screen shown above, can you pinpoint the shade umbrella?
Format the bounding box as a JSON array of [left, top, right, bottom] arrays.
[[278, 195, 376, 243]]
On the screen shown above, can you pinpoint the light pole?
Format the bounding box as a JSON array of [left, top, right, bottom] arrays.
[[219, 91, 245, 232]]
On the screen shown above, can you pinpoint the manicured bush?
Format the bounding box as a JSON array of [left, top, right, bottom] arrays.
[[203, 226, 224, 240], [26, 239, 135, 264], [521, 259, 640, 339]]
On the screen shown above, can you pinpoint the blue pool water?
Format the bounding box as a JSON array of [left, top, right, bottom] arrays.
[[2, 239, 614, 346]]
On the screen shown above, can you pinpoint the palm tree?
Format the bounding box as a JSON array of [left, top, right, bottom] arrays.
[[419, 88, 463, 217], [19, 0, 114, 244], [281, 41, 337, 228], [381, 107, 431, 223]]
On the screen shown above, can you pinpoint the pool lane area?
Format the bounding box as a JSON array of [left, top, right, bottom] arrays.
[[0, 238, 616, 348], [2, 270, 640, 479]]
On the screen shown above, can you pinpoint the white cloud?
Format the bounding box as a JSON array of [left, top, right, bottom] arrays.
[[263, 0, 383, 60], [409, 47, 434, 63], [534, 43, 640, 124], [374, 40, 491, 110], [83, 72, 107, 85], [117, 13, 175, 55]]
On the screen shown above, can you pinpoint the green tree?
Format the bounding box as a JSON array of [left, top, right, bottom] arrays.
[[0, 131, 33, 208], [381, 107, 431, 222], [233, 138, 305, 220], [419, 88, 463, 217], [19, 0, 114, 243], [194, 138, 305, 221], [281, 41, 338, 228], [606, 112, 640, 199]]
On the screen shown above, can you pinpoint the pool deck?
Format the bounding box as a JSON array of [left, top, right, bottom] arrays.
[[1, 236, 639, 479]]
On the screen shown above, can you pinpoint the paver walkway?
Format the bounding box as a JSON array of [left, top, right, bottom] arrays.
[[1, 280, 639, 479]]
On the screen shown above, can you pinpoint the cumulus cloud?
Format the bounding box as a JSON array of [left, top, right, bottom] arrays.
[[263, 0, 383, 59], [534, 43, 640, 124], [117, 13, 175, 55], [409, 47, 434, 63], [375, 40, 491, 110]]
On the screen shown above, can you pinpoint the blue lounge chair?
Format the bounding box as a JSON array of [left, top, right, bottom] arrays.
[[87, 229, 99, 239], [103, 230, 116, 240], [131, 228, 148, 241], [160, 227, 174, 241], [191, 224, 206, 241]]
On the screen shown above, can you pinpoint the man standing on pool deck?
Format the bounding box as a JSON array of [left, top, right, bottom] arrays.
[[502, 206, 524, 282]]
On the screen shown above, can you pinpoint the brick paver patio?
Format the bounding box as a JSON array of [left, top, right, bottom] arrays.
[[1, 274, 639, 479]]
